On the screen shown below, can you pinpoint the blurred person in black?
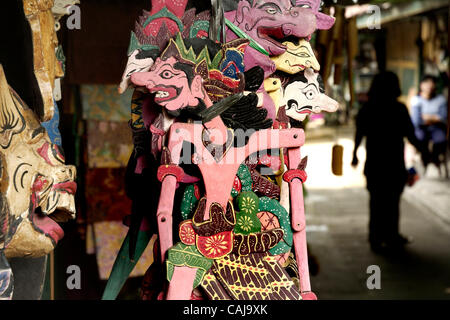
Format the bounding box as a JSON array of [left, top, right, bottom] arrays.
[[352, 71, 423, 253]]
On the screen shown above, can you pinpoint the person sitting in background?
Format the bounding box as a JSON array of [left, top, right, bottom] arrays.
[[352, 71, 423, 253], [411, 75, 448, 168]]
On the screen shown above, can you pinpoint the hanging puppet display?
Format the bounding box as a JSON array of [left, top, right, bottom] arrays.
[[105, 0, 338, 301]]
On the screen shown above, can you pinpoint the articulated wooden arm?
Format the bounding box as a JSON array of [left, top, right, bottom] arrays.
[[286, 147, 317, 300]]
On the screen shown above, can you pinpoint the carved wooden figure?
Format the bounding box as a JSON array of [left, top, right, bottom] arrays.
[[23, 0, 65, 122], [282, 68, 339, 122], [129, 34, 313, 300], [106, 0, 341, 301], [0, 65, 76, 298], [271, 39, 321, 74]]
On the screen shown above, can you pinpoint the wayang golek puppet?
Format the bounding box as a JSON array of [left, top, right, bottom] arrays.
[[224, 0, 335, 120], [130, 37, 309, 299], [0, 66, 77, 299], [105, 0, 339, 301]]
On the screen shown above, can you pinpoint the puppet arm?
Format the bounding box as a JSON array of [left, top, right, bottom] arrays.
[[284, 147, 316, 300]]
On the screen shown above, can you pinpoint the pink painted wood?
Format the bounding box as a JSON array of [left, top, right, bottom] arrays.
[[158, 121, 308, 300], [166, 266, 198, 300], [287, 147, 315, 298], [156, 175, 177, 261], [168, 123, 305, 212]]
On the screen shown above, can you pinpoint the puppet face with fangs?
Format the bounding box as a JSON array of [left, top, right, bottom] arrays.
[[0, 66, 76, 258], [130, 56, 206, 113]]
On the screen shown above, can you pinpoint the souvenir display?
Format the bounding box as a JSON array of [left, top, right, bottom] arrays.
[[104, 0, 339, 301]]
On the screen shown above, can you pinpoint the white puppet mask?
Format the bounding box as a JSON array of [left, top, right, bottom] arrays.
[[118, 49, 155, 94], [283, 68, 339, 121]]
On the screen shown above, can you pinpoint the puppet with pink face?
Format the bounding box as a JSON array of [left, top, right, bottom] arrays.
[[225, 0, 335, 77], [105, 0, 339, 302], [223, 0, 335, 120]]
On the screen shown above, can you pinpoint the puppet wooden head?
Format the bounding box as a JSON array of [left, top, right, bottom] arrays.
[[232, 0, 334, 57], [130, 33, 248, 115], [283, 68, 339, 121], [271, 39, 320, 74], [118, 4, 212, 94], [0, 66, 76, 258]]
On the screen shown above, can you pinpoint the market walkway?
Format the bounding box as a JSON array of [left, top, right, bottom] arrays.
[[306, 187, 450, 299], [302, 126, 450, 299]]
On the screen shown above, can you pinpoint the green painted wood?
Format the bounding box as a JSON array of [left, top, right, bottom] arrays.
[[225, 18, 269, 56], [41, 254, 51, 300], [102, 229, 153, 300]]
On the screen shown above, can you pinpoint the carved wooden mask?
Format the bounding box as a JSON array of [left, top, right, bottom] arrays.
[[0, 66, 76, 258], [283, 68, 339, 121], [271, 40, 320, 74]]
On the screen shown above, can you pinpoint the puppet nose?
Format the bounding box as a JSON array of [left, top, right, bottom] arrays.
[[130, 72, 153, 87]]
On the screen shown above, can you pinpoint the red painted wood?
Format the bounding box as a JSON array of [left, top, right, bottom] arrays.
[[157, 164, 185, 182], [283, 169, 307, 183]]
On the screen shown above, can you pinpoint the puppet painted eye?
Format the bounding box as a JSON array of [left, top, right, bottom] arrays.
[[160, 70, 175, 79], [298, 4, 312, 9], [266, 7, 278, 14], [304, 89, 316, 100]]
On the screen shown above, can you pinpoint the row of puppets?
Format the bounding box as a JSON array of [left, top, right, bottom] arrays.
[[0, 0, 340, 300]]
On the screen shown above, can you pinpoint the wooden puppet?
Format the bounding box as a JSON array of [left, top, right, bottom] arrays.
[[113, 4, 213, 268], [282, 68, 339, 122], [271, 39, 321, 75], [0, 65, 76, 298], [22, 0, 64, 122], [128, 33, 313, 300], [225, 0, 335, 77], [106, 0, 340, 302], [224, 0, 335, 121]]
